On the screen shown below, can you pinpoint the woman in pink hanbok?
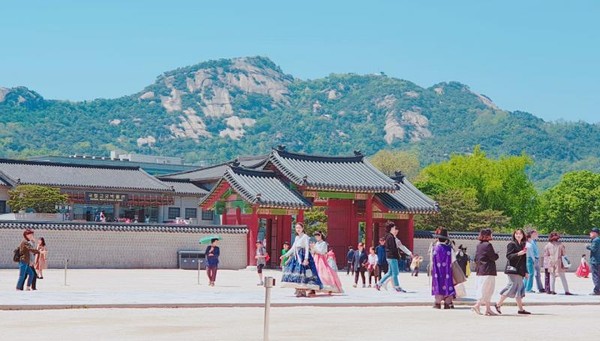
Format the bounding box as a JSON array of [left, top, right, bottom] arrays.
[[576, 254, 590, 278], [312, 231, 344, 294]]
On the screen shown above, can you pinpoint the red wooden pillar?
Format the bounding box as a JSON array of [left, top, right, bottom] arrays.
[[297, 210, 304, 223], [406, 214, 415, 251], [247, 206, 259, 266], [365, 195, 373, 248], [235, 207, 242, 225], [221, 207, 228, 225]]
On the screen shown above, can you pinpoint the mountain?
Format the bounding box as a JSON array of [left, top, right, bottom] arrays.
[[1, 56, 599, 189]]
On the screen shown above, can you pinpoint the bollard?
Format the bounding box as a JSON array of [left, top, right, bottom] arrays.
[[64, 259, 69, 286], [263, 277, 275, 341]]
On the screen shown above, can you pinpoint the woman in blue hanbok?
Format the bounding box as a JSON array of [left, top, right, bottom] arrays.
[[281, 222, 323, 297]]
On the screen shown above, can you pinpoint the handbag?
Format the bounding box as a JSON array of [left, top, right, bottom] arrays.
[[452, 261, 467, 285], [504, 264, 519, 274], [561, 255, 571, 269]]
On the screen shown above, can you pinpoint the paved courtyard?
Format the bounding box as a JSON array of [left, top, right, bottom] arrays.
[[1, 268, 598, 340]]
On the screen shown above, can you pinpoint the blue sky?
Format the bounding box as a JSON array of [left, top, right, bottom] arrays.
[[1, 0, 598, 122]]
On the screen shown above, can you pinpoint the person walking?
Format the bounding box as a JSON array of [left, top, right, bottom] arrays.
[[16, 229, 40, 291], [326, 246, 338, 271], [528, 230, 545, 293], [495, 229, 530, 315], [410, 254, 423, 277], [34, 237, 48, 279], [280, 242, 290, 269], [346, 246, 355, 276], [352, 243, 368, 288], [587, 227, 600, 295], [375, 237, 388, 276], [255, 241, 268, 286], [456, 245, 470, 276], [543, 232, 572, 295], [205, 238, 220, 286], [367, 246, 379, 287], [430, 227, 455, 309], [471, 228, 499, 316], [375, 222, 405, 292], [576, 254, 590, 278], [311, 231, 343, 294], [280, 223, 322, 297]]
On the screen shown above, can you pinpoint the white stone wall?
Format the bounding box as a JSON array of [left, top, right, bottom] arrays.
[[414, 237, 591, 272], [0, 228, 247, 269]]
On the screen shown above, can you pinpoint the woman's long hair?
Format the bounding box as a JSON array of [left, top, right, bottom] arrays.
[[39, 237, 46, 247], [512, 228, 526, 247]]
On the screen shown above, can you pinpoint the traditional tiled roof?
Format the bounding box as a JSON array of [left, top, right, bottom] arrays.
[[0, 221, 248, 233], [161, 180, 209, 196], [200, 166, 312, 209], [160, 155, 268, 182], [0, 158, 173, 192], [267, 149, 397, 192], [376, 179, 440, 214]]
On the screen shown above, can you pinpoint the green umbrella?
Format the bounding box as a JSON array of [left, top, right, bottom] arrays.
[[199, 235, 221, 244]]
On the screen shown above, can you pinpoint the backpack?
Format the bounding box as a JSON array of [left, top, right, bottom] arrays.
[[13, 247, 21, 262]]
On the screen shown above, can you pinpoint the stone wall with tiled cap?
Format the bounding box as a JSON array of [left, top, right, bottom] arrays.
[[412, 231, 593, 273], [0, 221, 248, 269]]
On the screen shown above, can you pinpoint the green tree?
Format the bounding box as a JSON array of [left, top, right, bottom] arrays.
[[416, 146, 537, 228], [7, 185, 68, 213], [537, 170, 600, 234], [369, 150, 420, 180], [415, 189, 510, 232], [303, 207, 328, 236]]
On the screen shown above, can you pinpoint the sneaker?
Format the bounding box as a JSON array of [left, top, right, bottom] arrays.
[[368, 284, 372, 288], [394, 287, 406, 293], [257, 282, 264, 286], [565, 292, 574, 296], [352, 284, 357, 288], [517, 310, 531, 315], [362, 284, 366, 288], [374, 284, 381, 291]]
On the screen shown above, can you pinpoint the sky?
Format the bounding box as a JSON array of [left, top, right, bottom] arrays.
[[1, 0, 598, 123]]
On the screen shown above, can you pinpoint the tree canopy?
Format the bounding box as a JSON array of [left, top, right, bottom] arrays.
[[536, 170, 600, 234], [7, 185, 68, 213], [416, 146, 537, 228]]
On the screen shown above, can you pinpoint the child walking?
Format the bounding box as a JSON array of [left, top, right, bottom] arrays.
[[410, 254, 423, 276], [367, 246, 379, 287]]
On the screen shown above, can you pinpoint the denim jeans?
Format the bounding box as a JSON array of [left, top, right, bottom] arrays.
[[524, 257, 535, 291], [534, 258, 544, 291], [16, 261, 35, 290], [592, 263, 600, 294], [379, 258, 400, 288]]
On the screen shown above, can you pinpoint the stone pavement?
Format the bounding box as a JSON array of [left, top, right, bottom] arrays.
[[1, 269, 599, 340], [0, 268, 598, 309]]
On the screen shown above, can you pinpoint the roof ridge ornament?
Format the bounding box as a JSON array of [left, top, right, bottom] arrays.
[[276, 145, 286, 152], [231, 158, 241, 167], [391, 171, 405, 184], [302, 175, 308, 186], [255, 193, 262, 203], [353, 150, 363, 157]]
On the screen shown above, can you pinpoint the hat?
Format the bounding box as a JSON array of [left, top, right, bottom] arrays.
[[458, 244, 467, 251], [591, 227, 600, 234], [432, 227, 450, 241]]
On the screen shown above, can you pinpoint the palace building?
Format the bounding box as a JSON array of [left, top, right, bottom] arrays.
[[162, 146, 439, 268]]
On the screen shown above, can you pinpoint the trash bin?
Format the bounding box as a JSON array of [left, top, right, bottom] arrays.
[[178, 250, 205, 270]]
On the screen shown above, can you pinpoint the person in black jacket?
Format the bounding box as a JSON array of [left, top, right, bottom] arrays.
[[495, 228, 530, 315], [471, 229, 499, 315], [375, 222, 405, 292], [352, 243, 368, 288]]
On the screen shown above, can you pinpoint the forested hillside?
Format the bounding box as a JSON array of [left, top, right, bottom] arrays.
[[1, 56, 599, 189]]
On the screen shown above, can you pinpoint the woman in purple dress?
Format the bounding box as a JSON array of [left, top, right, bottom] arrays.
[[431, 227, 455, 309]]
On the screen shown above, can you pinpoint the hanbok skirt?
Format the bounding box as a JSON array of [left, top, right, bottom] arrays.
[[281, 249, 323, 290], [314, 253, 343, 293], [576, 262, 590, 278]]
